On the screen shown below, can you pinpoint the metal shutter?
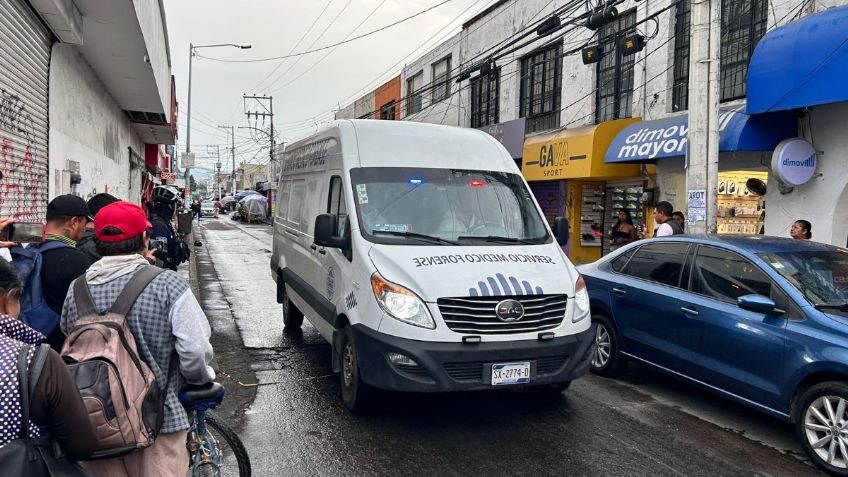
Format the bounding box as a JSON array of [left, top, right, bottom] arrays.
[[0, 0, 51, 221]]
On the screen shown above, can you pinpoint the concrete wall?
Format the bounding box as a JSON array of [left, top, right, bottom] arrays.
[[49, 43, 145, 202], [335, 103, 355, 120], [401, 35, 461, 125], [765, 102, 848, 246], [354, 91, 376, 119], [132, 0, 171, 114]]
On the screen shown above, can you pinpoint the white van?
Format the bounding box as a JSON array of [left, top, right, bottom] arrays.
[[271, 120, 594, 410]]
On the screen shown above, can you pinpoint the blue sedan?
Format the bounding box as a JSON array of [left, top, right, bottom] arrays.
[[578, 235, 848, 475]]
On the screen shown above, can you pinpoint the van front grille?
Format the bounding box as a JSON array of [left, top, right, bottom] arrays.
[[437, 295, 567, 335]]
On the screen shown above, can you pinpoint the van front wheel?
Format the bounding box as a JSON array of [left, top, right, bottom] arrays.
[[282, 286, 303, 330], [339, 326, 370, 411]]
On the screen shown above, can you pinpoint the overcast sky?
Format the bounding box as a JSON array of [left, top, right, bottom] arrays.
[[165, 0, 499, 179]]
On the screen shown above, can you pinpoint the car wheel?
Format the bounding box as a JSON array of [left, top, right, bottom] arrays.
[[339, 326, 371, 411], [282, 286, 304, 330], [795, 382, 848, 475], [590, 314, 627, 377]]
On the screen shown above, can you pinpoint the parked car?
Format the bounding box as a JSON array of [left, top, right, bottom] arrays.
[[200, 202, 216, 217], [578, 235, 848, 475]]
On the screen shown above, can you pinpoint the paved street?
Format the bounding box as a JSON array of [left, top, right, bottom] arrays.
[[185, 216, 820, 476]]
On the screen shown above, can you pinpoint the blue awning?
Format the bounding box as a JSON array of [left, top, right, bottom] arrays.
[[604, 109, 796, 164], [747, 6, 848, 114]]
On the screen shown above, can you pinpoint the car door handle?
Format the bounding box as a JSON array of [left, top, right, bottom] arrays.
[[310, 244, 317, 251], [318, 248, 327, 255], [681, 307, 699, 316], [612, 288, 627, 296]]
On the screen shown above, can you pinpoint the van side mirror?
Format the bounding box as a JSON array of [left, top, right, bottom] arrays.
[[314, 214, 347, 249], [737, 294, 784, 315], [554, 217, 569, 246]]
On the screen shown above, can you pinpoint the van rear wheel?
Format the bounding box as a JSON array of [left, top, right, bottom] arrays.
[[282, 286, 303, 330], [339, 326, 370, 411]]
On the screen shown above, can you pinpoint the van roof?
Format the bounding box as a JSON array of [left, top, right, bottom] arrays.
[[289, 119, 518, 173]]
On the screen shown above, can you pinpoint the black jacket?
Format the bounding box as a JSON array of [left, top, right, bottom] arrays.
[[76, 229, 101, 264]]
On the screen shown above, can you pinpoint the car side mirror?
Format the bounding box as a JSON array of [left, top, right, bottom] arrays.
[[554, 217, 569, 246], [737, 294, 785, 315], [314, 214, 347, 249]]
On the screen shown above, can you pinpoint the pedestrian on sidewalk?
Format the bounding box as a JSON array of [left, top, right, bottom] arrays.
[[11, 195, 93, 351], [149, 186, 185, 271], [60, 201, 215, 477], [672, 211, 686, 232], [0, 258, 97, 462], [609, 208, 637, 250], [77, 193, 119, 263], [642, 201, 684, 238], [791, 220, 812, 240]]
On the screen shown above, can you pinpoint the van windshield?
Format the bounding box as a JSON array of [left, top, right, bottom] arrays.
[[349, 167, 550, 246]]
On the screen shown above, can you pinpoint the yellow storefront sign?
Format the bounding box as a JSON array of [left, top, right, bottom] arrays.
[[522, 118, 642, 181]]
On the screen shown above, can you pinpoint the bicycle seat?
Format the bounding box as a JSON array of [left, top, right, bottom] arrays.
[[179, 382, 225, 407]]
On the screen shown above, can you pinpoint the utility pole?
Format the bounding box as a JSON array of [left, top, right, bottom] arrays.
[[218, 125, 236, 195], [207, 145, 221, 199], [685, 0, 721, 234], [243, 94, 275, 184]]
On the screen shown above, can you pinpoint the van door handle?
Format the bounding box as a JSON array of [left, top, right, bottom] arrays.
[[681, 307, 699, 316], [612, 288, 626, 296], [310, 244, 317, 251], [318, 248, 327, 255]]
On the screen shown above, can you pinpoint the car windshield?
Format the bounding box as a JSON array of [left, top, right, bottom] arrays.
[[349, 167, 550, 245], [758, 250, 848, 308]]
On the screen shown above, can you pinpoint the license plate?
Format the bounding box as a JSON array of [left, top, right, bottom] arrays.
[[491, 362, 531, 386]]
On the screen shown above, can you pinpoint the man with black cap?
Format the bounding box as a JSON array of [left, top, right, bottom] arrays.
[[38, 194, 93, 349]]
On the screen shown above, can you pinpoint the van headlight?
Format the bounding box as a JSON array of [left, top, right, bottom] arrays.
[[572, 275, 590, 322], [370, 273, 436, 329]]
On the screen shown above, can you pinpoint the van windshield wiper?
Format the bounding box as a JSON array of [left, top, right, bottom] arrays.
[[371, 230, 458, 245], [457, 235, 538, 245], [814, 303, 848, 312]]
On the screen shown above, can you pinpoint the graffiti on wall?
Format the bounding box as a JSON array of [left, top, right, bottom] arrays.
[[0, 88, 44, 221]]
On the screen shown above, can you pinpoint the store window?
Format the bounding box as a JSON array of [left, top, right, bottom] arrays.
[[406, 71, 424, 115], [470, 68, 500, 128], [672, 0, 768, 109], [596, 9, 636, 123], [520, 43, 562, 134], [672, 0, 692, 112], [717, 171, 766, 234], [432, 56, 451, 102]]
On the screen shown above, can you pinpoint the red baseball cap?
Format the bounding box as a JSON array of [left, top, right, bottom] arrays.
[[94, 201, 152, 242]]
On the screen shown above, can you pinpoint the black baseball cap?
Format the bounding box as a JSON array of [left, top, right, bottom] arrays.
[[46, 194, 94, 222]]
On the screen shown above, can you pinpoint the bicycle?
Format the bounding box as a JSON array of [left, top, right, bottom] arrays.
[[179, 382, 251, 477]]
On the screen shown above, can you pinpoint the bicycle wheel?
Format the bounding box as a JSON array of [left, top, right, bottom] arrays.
[[205, 411, 251, 477]]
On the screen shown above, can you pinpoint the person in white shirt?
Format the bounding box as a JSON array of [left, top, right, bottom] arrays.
[[642, 201, 683, 238]]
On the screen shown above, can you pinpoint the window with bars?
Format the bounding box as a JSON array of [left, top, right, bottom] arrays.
[[470, 68, 500, 128], [595, 9, 637, 123], [380, 101, 396, 120], [406, 71, 424, 115], [520, 43, 562, 134], [672, 0, 691, 111], [432, 56, 451, 102], [720, 0, 768, 101], [672, 0, 768, 109]]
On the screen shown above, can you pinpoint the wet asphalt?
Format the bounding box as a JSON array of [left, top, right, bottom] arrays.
[[187, 216, 821, 476]]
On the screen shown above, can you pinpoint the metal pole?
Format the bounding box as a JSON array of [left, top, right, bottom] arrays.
[[185, 43, 193, 203], [231, 126, 236, 194]]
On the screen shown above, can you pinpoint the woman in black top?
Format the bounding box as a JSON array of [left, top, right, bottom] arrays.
[[0, 258, 96, 458], [609, 208, 637, 250]]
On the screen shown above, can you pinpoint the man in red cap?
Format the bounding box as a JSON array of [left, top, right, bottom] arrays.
[[60, 201, 215, 476]]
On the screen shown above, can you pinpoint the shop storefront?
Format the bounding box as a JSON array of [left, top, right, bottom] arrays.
[[746, 5, 848, 245], [522, 119, 644, 264], [0, 0, 52, 220], [604, 109, 795, 235]]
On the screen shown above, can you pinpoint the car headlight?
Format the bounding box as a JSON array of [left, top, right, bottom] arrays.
[[572, 275, 590, 322], [370, 273, 436, 329]]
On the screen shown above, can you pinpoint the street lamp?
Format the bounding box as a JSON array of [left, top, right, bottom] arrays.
[[185, 42, 251, 202]]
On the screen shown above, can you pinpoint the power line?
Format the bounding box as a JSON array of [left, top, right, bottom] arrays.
[[197, 0, 456, 64]]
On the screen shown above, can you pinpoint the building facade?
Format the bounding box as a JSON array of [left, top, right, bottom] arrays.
[[0, 0, 176, 219]]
